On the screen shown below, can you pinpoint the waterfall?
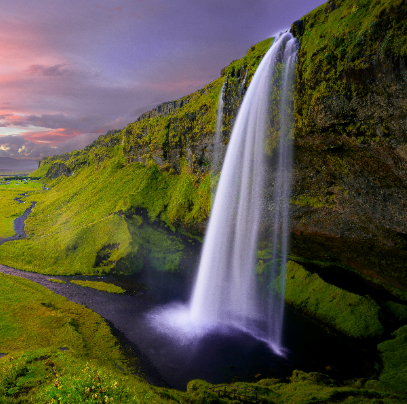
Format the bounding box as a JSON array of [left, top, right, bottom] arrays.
[[149, 33, 298, 355], [189, 33, 298, 353], [239, 68, 248, 98], [211, 82, 226, 193], [265, 37, 298, 349]]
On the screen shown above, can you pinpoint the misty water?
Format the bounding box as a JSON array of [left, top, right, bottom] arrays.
[[0, 264, 377, 390], [91, 270, 372, 390]]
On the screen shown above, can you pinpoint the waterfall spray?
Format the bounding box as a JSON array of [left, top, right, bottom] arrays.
[[189, 33, 298, 353]]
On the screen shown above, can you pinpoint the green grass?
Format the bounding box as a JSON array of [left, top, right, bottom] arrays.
[[71, 280, 125, 294], [0, 162, 197, 275], [0, 272, 186, 403], [282, 261, 384, 338], [47, 278, 67, 284]]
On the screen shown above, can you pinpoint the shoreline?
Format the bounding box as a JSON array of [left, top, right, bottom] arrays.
[[0, 264, 171, 389]]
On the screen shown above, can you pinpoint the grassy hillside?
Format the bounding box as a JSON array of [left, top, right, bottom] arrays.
[[0, 38, 273, 276]]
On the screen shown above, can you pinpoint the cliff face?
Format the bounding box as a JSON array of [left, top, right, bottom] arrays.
[[24, 0, 407, 290], [287, 0, 407, 286]]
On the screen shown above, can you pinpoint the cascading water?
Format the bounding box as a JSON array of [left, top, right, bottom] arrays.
[[149, 33, 298, 355], [239, 68, 248, 98], [211, 82, 226, 195], [265, 37, 298, 349], [189, 32, 298, 353]]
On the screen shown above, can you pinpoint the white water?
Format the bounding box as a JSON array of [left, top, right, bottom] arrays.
[[211, 82, 226, 186], [149, 33, 298, 355], [239, 68, 248, 98]]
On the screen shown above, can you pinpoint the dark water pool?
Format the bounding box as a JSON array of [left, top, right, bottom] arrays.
[[102, 270, 376, 390], [0, 265, 377, 391]]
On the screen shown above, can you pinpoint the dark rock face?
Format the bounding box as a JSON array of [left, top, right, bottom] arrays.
[[285, 0, 407, 286], [136, 100, 190, 121], [46, 163, 74, 179], [121, 73, 248, 175]]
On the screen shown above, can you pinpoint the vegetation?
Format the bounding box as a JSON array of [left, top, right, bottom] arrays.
[[47, 278, 67, 284], [366, 325, 407, 395], [71, 280, 125, 294], [282, 261, 384, 338], [294, 0, 407, 141], [3, 272, 406, 402], [0, 180, 42, 238], [1, 0, 407, 400], [0, 273, 186, 403]]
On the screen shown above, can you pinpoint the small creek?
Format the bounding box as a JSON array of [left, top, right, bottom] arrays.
[[0, 194, 36, 246], [0, 265, 377, 391]]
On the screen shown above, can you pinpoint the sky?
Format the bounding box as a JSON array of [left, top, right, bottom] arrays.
[[0, 0, 326, 160]]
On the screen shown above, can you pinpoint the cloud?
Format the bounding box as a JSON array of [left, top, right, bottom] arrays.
[[26, 64, 68, 76], [0, 0, 327, 161], [0, 132, 102, 159]]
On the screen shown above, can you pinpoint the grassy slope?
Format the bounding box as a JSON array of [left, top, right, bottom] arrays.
[[0, 272, 188, 403]]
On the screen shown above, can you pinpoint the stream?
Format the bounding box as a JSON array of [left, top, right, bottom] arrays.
[[0, 194, 36, 246]]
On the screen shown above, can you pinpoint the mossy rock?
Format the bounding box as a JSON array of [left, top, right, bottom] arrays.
[[284, 261, 384, 338], [382, 300, 407, 323], [366, 325, 407, 395], [70, 280, 125, 294]]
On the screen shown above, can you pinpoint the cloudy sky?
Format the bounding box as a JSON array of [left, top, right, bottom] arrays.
[[0, 0, 326, 160]]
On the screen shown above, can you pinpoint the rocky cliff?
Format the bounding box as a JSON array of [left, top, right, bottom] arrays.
[[288, 0, 407, 287], [17, 0, 407, 293]]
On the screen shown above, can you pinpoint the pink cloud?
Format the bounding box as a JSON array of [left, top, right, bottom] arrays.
[[22, 128, 82, 145]]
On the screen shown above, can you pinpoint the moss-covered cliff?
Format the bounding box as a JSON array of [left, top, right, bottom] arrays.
[[1, 0, 407, 334], [288, 0, 407, 288]]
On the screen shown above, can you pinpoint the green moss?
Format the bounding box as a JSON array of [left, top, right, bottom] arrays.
[[294, 0, 407, 141], [366, 325, 407, 395], [186, 371, 403, 403], [47, 278, 66, 284], [382, 301, 407, 323], [291, 194, 335, 208], [70, 280, 125, 294], [283, 261, 384, 338]]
